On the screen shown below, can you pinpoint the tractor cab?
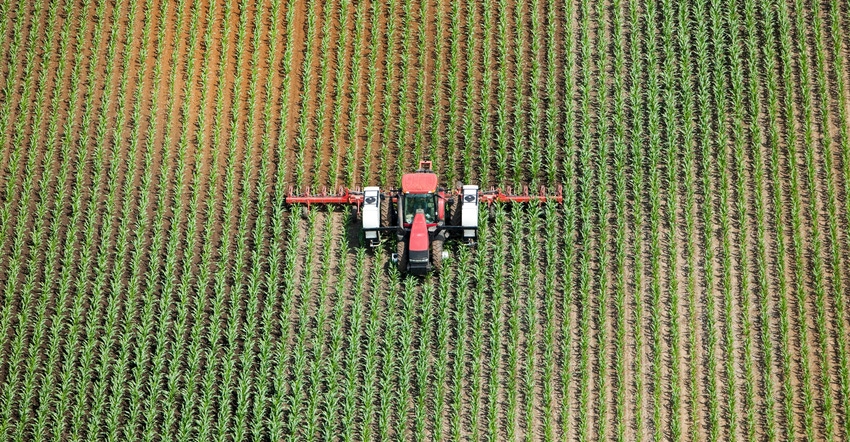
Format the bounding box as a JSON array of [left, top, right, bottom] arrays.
[[399, 162, 442, 227]]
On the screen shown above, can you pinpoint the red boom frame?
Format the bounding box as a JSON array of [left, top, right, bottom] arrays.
[[477, 185, 563, 204], [285, 184, 564, 207], [285, 186, 365, 207]]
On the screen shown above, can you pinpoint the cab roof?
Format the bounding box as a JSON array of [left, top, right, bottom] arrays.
[[401, 172, 438, 194]]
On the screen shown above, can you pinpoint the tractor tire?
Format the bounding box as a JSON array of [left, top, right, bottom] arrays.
[[450, 199, 462, 226], [397, 240, 408, 273], [388, 196, 397, 227], [382, 194, 393, 227], [431, 239, 444, 272]]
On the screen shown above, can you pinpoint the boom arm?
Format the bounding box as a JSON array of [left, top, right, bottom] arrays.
[[477, 185, 564, 204], [285, 186, 366, 207]]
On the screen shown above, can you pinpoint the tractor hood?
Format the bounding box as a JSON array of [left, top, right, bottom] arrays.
[[407, 211, 431, 275], [408, 211, 430, 253]]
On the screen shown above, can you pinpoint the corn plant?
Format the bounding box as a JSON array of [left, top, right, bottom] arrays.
[[283, 208, 320, 440], [759, 2, 796, 439], [693, 0, 720, 437], [292, 1, 317, 190], [263, 0, 298, 432], [444, 0, 461, 185], [64, 5, 117, 434], [318, 228, 352, 440], [626, 0, 648, 436], [328, 0, 350, 187], [826, 0, 850, 438], [449, 247, 471, 442], [808, 0, 846, 437], [741, 2, 779, 440], [777, 0, 815, 438], [356, 0, 380, 186], [138, 1, 198, 437], [171, 4, 221, 439], [377, 0, 398, 186], [266, 210, 305, 439], [575, 0, 594, 436], [0, 0, 32, 173], [221, 3, 271, 439], [0, 0, 52, 356], [675, 1, 701, 439], [413, 279, 436, 441], [309, 0, 334, 188], [493, 0, 509, 183], [248, 1, 288, 435], [377, 261, 401, 441], [469, 209, 491, 441], [485, 205, 507, 440], [590, 0, 612, 437], [3, 0, 64, 437], [142, 1, 199, 438], [793, 0, 834, 435], [0, 0, 45, 241], [340, 248, 369, 442], [610, 0, 629, 439], [509, 0, 527, 185], [523, 205, 542, 442], [541, 202, 558, 442], [76, 0, 148, 437], [543, 0, 559, 184], [433, 254, 455, 439], [470, 0, 491, 182], [392, 0, 415, 179], [357, 250, 387, 441], [713, 0, 739, 433], [527, 0, 543, 185], [194, 2, 241, 439], [419, 0, 440, 168], [505, 209, 523, 440], [103, 2, 162, 439], [393, 273, 417, 439], [26, 0, 82, 437], [660, 0, 682, 437], [0, 0, 48, 371], [642, 0, 665, 437], [558, 0, 578, 437], [304, 214, 338, 440]]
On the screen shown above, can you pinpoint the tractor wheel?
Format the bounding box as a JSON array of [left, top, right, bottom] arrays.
[[397, 240, 408, 273], [382, 194, 392, 227], [450, 200, 461, 226], [431, 239, 444, 272], [387, 196, 397, 227]]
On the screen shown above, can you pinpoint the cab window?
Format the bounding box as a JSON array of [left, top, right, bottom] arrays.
[[403, 194, 436, 224]]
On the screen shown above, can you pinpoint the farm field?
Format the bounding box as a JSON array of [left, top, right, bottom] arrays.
[[1, 0, 850, 440]]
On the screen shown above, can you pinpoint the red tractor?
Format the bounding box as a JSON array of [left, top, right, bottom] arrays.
[[286, 161, 562, 275]]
